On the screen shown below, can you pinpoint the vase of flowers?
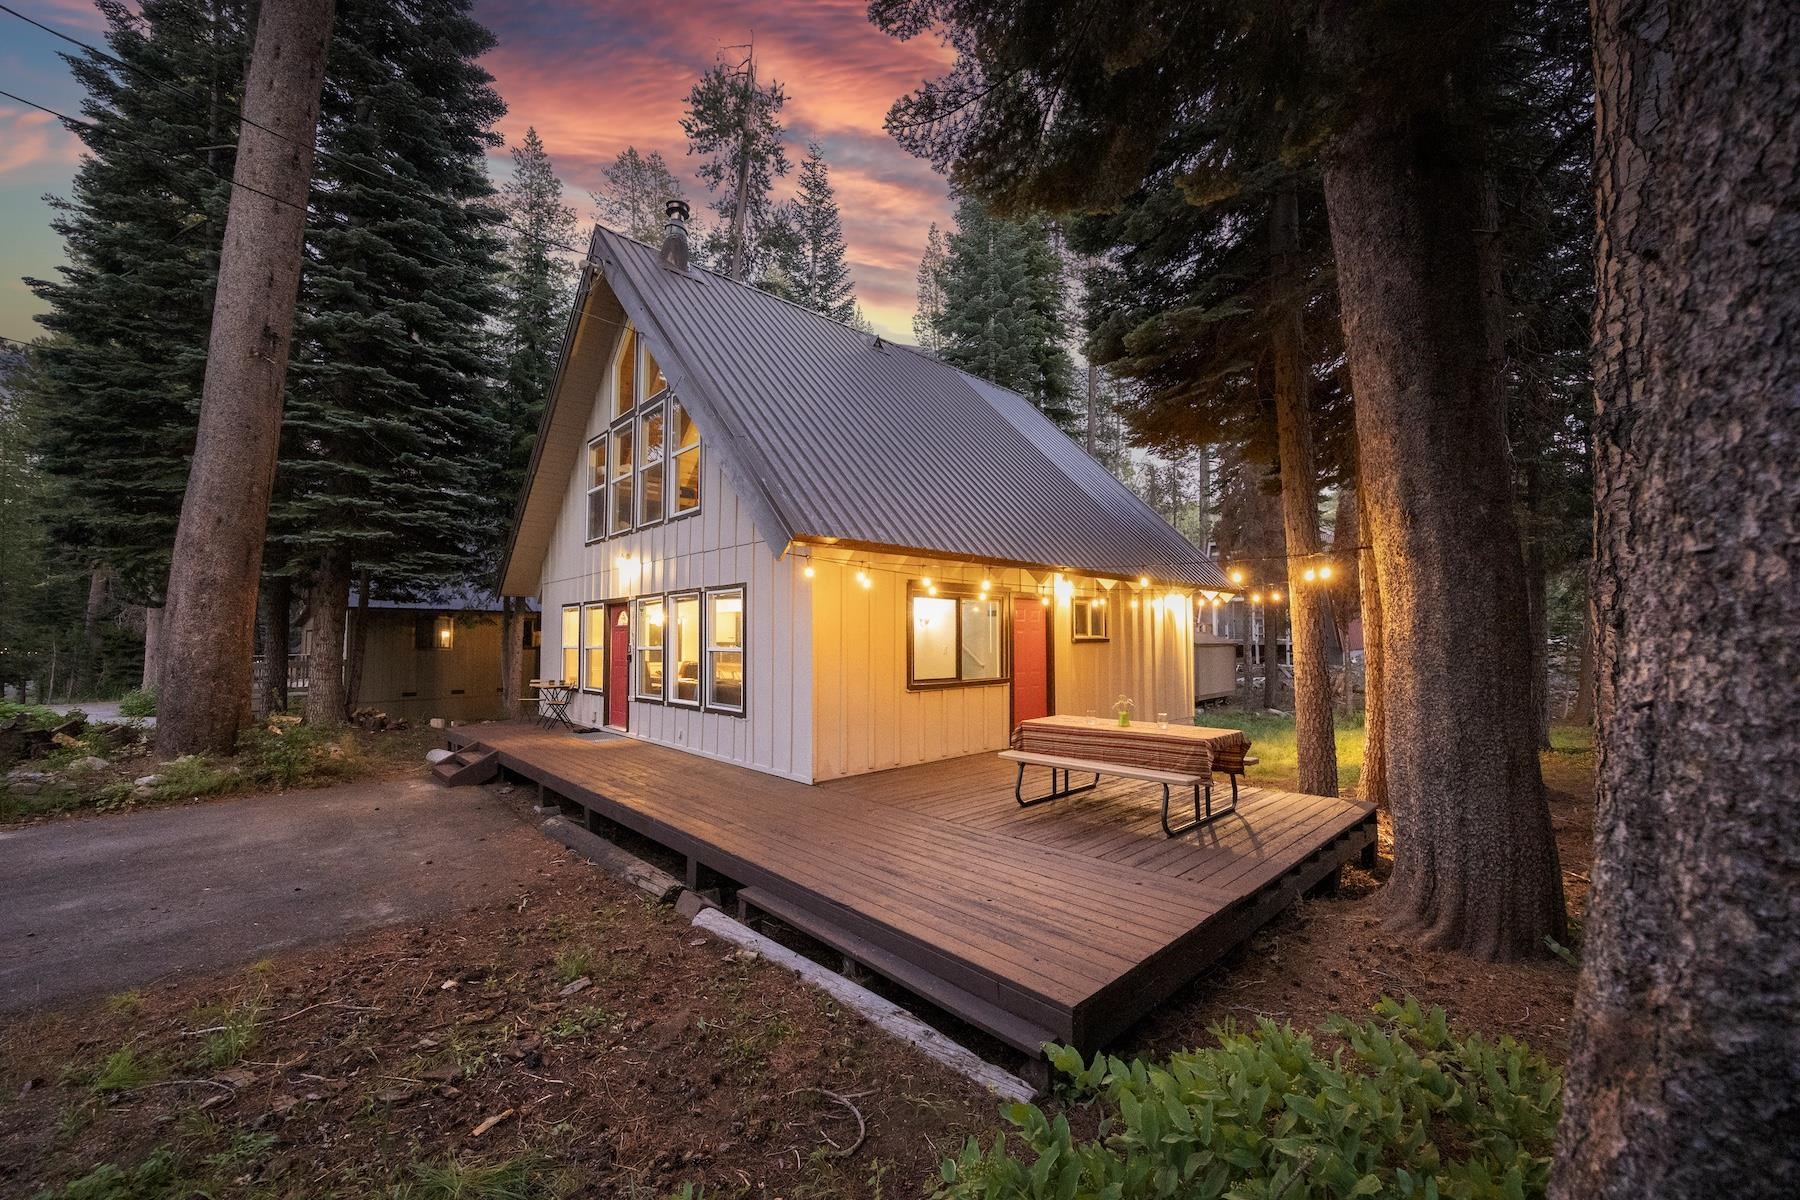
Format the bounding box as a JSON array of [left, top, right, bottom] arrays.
[[1113, 696, 1136, 727]]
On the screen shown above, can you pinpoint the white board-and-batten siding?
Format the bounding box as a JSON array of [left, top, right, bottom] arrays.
[[536, 363, 813, 783]]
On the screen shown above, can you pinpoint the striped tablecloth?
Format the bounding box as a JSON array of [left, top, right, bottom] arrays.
[[1009, 714, 1251, 781]]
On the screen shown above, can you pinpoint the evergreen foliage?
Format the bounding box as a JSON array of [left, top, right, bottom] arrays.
[[273, 0, 509, 600], [681, 56, 791, 280], [912, 222, 948, 352], [765, 143, 857, 321], [931, 197, 1075, 428], [593, 146, 685, 244], [494, 128, 578, 535], [24, 0, 249, 603], [0, 350, 62, 698]]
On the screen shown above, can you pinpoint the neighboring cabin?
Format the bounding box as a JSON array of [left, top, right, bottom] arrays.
[[498, 205, 1235, 783]]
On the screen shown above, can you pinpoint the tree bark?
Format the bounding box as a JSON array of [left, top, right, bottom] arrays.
[[259, 575, 291, 717], [499, 597, 522, 720], [78, 567, 110, 697], [1522, 521, 1552, 748], [154, 0, 336, 756], [1551, 1, 1800, 1194], [1355, 485, 1387, 811], [1329, 485, 1360, 714], [341, 570, 370, 719], [303, 549, 350, 726], [1270, 181, 1338, 795], [1566, 603, 1594, 726], [1320, 35, 1565, 956], [1260, 599, 1280, 709], [140, 606, 162, 694]]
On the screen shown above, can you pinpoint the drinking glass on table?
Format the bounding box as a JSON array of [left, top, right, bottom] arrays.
[[1157, 712, 1169, 728], [1085, 709, 1097, 726]]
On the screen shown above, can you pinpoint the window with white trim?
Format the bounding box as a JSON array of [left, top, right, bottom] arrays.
[[706, 588, 744, 712], [581, 603, 606, 693], [635, 597, 664, 699], [584, 434, 606, 543], [1071, 595, 1109, 641], [559, 606, 578, 685], [668, 592, 701, 706], [593, 325, 699, 540]]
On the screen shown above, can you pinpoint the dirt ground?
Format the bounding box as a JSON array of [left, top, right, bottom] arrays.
[[0, 744, 1593, 1199]]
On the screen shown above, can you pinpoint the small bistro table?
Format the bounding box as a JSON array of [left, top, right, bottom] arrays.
[[528, 680, 575, 731], [1003, 714, 1254, 836]]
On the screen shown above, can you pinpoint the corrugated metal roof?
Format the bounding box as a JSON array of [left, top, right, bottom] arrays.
[[589, 228, 1228, 590]]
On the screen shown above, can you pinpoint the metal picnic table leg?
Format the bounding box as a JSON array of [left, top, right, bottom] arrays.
[[1015, 762, 1101, 808]]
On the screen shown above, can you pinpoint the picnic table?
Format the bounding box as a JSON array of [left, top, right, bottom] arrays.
[[1000, 714, 1256, 836]]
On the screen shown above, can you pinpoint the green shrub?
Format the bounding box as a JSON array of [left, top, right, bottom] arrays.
[[145, 755, 235, 803], [937, 998, 1561, 1200], [117, 688, 156, 718], [0, 701, 80, 730], [31, 1149, 183, 1200], [237, 720, 354, 788]]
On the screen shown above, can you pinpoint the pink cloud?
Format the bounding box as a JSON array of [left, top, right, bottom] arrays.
[[476, 0, 952, 339], [0, 108, 82, 178]]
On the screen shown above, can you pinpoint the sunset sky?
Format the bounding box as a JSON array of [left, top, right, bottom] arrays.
[[0, 0, 957, 345]]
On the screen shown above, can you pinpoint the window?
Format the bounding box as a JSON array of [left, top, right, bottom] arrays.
[[414, 614, 454, 651], [613, 328, 636, 419], [669, 592, 701, 706], [638, 399, 666, 525], [593, 325, 700, 540], [706, 588, 745, 713], [1072, 595, 1109, 641], [609, 420, 634, 534], [585, 434, 606, 542], [581, 604, 606, 693], [560, 606, 578, 685], [635, 597, 664, 699], [908, 588, 1008, 688], [671, 399, 700, 515]]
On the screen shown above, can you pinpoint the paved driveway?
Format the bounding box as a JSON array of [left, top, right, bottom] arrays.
[[0, 777, 535, 1013]]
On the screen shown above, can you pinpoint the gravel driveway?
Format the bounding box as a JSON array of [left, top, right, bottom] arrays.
[[0, 776, 536, 1013]]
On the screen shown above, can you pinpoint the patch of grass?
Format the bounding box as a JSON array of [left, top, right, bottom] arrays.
[[104, 991, 144, 1018], [390, 1156, 550, 1200], [547, 1004, 617, 1041], [237, 720, 358, 789], [145, 755, 237, 803], [30, 1148, 184, 1200], [189, 998, 264, 1069], [551, 949, 593, 983], [88, 1047, 161, 1095], [1191, 709, 1366, 791]]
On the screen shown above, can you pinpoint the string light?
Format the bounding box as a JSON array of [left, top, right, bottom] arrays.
[[1137, 576, 1150, 588], [1270, 589, 1283, 602], [1319, 565, 1333, 580], [803, 565, 815, 579], [856, 570, 871, 589]]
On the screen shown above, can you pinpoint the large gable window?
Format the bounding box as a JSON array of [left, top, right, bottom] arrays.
[[908, 587, 1008, 688], [597, 325, 699, 538]]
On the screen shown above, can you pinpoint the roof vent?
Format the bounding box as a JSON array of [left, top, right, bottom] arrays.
[[660, 198, 690, 272]]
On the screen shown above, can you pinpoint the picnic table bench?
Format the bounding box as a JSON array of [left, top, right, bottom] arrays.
[[1002, 715, 1258, 837]]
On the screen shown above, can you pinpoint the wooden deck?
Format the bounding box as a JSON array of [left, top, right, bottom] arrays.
[[448, 722, 1376, 1056]]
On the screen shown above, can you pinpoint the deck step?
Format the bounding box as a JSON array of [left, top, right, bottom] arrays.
[[431, 746, 499, 787], [735, 885, 1058, 1057]]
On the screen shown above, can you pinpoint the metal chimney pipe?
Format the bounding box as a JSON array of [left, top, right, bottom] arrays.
[[660, 199, 691, 271]]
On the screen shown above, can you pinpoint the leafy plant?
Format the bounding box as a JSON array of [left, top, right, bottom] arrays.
[[936, 998, 1561, 1200], [117, 689, 156, 718], [552, 948, 593, 983], [191, 998, 264, 1069], [237, 720, 354, 788], [147, 755, 236, 802], [30, 1149, 183, 1200]]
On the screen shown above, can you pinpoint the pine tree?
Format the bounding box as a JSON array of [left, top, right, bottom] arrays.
[[913, 222, 948, 351], [496, 128, 578, 502], [767, 143, 856, 321], [0, 349, 56, 699], [933, 197, 1076, 428], [681, 55, 790, 281], [274, 0, 508, 724], [593, 147, 684, 244], [24, 0, 250, 604]]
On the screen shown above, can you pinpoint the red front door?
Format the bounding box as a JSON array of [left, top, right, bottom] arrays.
[[1011, 595, 1052, 726], [607, 603, 630, 730]]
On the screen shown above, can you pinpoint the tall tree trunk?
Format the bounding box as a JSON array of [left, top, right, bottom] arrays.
[[1355, 486, 1387, 812], [1320, 38, 1564, 956], [1567, 603, 1594, 726], [1329, 485, 1360, 714], [499, 597, 522, 720], [341, 570, 370, 719], [1084, 362, 1098, 455], [79, 567, 110, 697], [304, 549, 350, 726], [257, 575, 291, 717], [1522, 519, 1552, 748], [1238, 599, 1255, 696], [141, 606, 162, 694], [155, 0, 336, 756], [1260, 600, 1280, 709], [1551, 1, 1799, 1194], [1270, 181, 1338, 795]]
